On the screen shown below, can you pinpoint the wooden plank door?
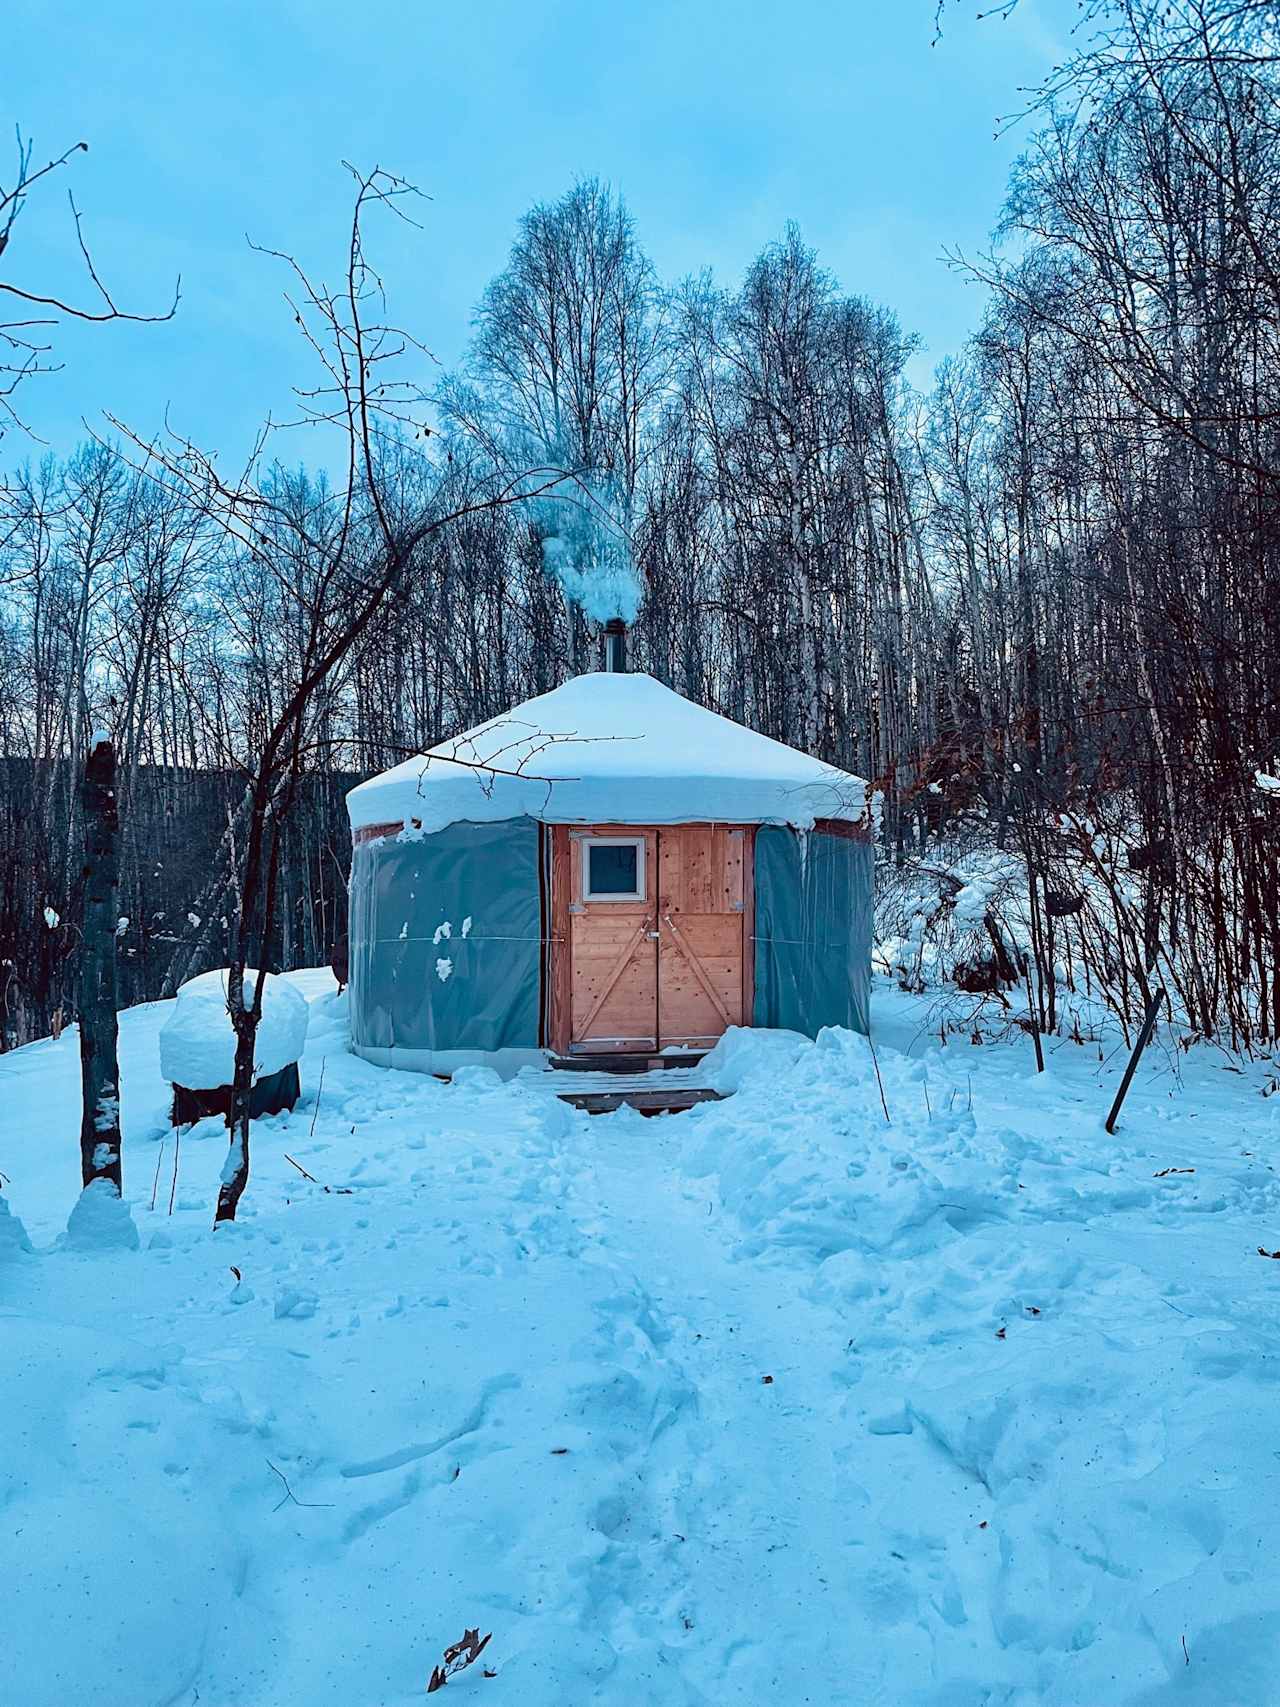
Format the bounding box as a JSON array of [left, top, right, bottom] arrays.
[[568, 826, 658, 1053], [657, 826, 748, 1050]]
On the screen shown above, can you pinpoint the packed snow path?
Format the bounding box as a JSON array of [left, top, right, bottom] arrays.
[[3, 975, 1280, 1705]]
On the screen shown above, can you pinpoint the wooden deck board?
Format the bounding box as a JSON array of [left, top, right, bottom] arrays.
[[516, 1062, 726, 1116], [556, 1086, 723, 1116]]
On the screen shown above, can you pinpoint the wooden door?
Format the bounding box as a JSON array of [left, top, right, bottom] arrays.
[[567, 827, 659, 1053], [657, 826, 749, 1050]]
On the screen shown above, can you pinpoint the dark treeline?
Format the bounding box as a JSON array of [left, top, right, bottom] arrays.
[[0, 755, 354, 1047], [2, 0, 1277, 1047]]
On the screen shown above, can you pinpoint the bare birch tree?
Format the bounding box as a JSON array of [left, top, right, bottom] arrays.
[[110, 165, 564, 1221]]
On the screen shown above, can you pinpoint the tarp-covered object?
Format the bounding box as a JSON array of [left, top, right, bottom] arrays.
[[347, 672, 866, 835], [753, 827, 872, 1037], [172, 1063, 300, 1127], [349, 818, 542, 1072], [160, 968, 308, 1087]]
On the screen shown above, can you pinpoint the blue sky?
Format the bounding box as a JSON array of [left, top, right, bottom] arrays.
[[3, 1, 1069, 466]]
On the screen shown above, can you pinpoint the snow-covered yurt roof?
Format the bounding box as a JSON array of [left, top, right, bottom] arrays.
[[347, 671, 867, 834]]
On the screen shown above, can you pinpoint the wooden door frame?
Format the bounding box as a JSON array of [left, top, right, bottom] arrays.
[[546, 825, 573, 1055], [741, 825, 755, 1026], [544, 822, 756, 1056]]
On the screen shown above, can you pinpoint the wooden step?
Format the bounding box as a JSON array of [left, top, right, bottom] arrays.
[[556, 1086, 723, 1116]]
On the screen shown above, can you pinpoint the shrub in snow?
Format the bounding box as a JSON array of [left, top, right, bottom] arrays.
[[426, 1629, 493, 1693], [159, 968, 308, 1089], [62, 1179, 140, 1252], [876, 846, 1028, 1000]]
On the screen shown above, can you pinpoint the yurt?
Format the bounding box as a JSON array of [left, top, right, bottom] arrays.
[[345, 640, 872, 1076]]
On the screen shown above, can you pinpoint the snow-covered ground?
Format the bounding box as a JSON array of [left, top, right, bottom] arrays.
[[2, 975, 1279, 1705]]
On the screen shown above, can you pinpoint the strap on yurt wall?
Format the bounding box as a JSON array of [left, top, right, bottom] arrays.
[[348, 818, 542, 1058], [752, 826, 873, 1037]]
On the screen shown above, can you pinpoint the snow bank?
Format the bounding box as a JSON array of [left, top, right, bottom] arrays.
[[158, 968, 308, 1088], [4, 970, 1280, 1704], [685, 1025, 1011, 1260], [0, 1192, 31, 1257], [62, 1179, 140, 1252], [699, 1024, 810, 1094], [346, 671, 866, 833]]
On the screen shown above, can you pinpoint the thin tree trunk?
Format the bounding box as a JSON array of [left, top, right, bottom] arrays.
[[78, 737, 123, 1192]]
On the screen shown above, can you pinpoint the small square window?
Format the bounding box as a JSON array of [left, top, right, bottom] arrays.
[[583, 837, 645, 900]]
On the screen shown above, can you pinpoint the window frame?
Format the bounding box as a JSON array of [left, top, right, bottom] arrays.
[[581, 834, 647, 902]]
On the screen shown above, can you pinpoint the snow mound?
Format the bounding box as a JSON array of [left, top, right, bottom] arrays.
[[683, 1025, 1010, 1261], [0, 1192, 32, 1257], [699, 1024, 811, 1094], [159, 968, 308, 1089], [62, 1180, 140, 1252]]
